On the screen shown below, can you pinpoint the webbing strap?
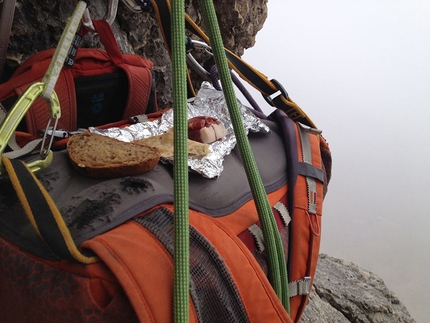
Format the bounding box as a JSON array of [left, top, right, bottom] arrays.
[[1, 156, 98, 264], [3, 134, 42, 159], [298, 123, 317, 214], [288, 277, 311, 298], [248, 224, 265, 253], [41, 1, 87, 100], [274, 201, 291, 227], [197, 0, 290, 312]]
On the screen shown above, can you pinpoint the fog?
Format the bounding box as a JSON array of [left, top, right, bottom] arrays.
[[239, 1, 430, 322]]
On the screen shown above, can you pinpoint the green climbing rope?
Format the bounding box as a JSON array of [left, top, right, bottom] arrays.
[[171, 0, 291, 317], [197, 0, 290, 312], [171, 0, 190, 322]]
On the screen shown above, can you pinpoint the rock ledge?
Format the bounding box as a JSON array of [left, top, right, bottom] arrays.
[[301, 254, 416, 323]]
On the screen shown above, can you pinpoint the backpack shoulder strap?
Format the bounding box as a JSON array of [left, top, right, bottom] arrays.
[[92, 19, 157, 118]]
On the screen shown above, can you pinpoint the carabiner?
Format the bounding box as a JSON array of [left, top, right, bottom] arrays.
[[82, 0, 119, 33], [0, 82, 60, 174], [186, 39, 213, 81], [121, 0, 152, 12]]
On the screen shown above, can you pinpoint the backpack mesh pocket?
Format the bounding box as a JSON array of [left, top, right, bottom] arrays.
[[134, 207, 250, 323]]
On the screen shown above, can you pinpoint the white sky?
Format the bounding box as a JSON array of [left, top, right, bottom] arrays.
[[240, 1, 430, 322]]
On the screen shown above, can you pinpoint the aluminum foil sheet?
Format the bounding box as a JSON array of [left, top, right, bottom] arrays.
[[90, 82, 269, 178]]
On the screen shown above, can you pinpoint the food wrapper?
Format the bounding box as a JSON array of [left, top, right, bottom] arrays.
[[90, 82, 269, 178]]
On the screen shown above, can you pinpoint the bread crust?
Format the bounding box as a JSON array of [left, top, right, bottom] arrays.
[[67, 132, 160, 178]]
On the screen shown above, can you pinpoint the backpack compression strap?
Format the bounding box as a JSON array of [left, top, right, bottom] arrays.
[[149, 0, 316, 128], [90, 19, 155, 118], [1, 156, 98, 264]]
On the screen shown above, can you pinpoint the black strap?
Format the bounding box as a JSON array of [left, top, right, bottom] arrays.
[[2, 156, 98, 264]]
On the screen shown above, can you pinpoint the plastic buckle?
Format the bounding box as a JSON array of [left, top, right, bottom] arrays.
[[0, 82, 61, 174], [262, 79, 289, 107]]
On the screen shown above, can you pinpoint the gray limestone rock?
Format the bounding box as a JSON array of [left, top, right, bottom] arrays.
[[1, 0, 268, 108], [301, 254, 416, 323]]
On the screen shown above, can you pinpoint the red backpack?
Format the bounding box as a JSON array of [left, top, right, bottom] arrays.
[[0, 19, 156, 137]]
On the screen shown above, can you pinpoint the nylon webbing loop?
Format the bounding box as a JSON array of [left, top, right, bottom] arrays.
[[298, 123, 318, 215], [41, 0, 88, 100], [288, 277, 311, 298], [171, 0, 190, 322], [2, 156, 98, 264], [197, 0, 290, 312]]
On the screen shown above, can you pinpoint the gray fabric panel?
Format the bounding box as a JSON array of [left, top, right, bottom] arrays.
[[0, 119, 288, 250]]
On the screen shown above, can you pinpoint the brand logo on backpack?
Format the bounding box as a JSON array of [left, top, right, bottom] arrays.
[[91, 93, 104, 114]]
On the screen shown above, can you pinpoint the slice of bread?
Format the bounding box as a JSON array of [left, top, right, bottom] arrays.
[[133, 130, 211, 158], [67, 132, 160, 178]]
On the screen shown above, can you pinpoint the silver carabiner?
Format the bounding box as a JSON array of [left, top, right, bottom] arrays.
[[0, 82, 60, 174], [121, 0, 152, 13], [186, 40, 213, 81], [82, 0, 119, 33]]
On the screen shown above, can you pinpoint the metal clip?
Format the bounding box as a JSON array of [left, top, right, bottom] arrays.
[[82, 0, 119, 33], [40, 113, 60, 159], [0, 82, 60, 174], [186, 39, 213, 81], [121, 0, 152, 12]]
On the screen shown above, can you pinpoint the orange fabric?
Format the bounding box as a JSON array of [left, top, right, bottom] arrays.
[[82, 221, 199, 323], [3, 117, 328, 322], [212, 185, 287, 235], [288, 125, 324, 322], [2, 239, 127, 310], [188, 210, 292, 323]]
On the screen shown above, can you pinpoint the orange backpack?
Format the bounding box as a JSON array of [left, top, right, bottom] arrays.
[[0, 2, 331, 322], [0, 110, 331, 322]]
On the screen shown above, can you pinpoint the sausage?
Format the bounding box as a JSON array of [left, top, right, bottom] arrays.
[[188, 116, 228, 143]]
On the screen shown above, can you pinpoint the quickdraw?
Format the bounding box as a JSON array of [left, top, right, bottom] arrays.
[[0, 0, 120, 174]]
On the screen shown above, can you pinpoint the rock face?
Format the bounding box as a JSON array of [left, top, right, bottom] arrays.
[[301, 254, 416, 323], [1, 0, 268, 108]]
